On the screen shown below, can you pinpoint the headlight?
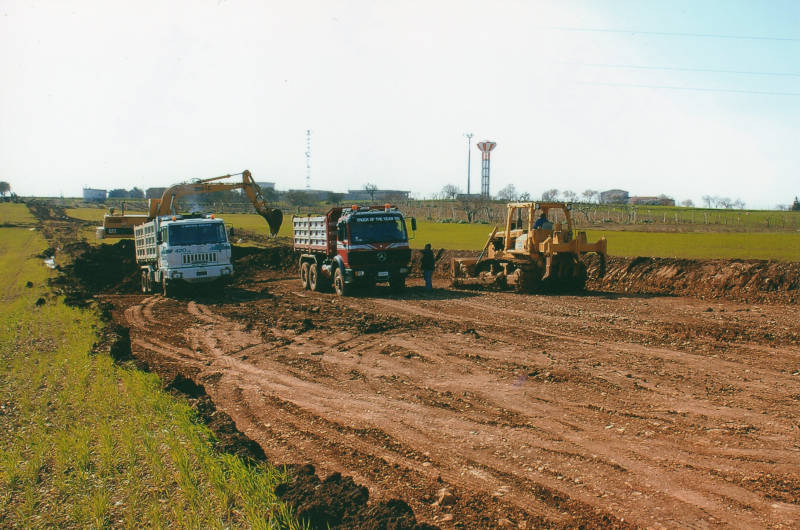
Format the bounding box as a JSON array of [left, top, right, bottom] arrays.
[[221, 268, 232, 275], [355, 270, 365, 277], [171, 271, 183, 279]]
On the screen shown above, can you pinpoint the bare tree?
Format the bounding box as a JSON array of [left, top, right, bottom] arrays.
[[562, 190, 578, 203], [581, 189, 598, 203], [458, 195, 487, 223], [0, 181, 10, 197], [441, 184, 461, 200], [541, 188, 560, 201], [364, 183, 378, 201], [518, 191, 531, 201], [792, 197, 800, 211], [702, 195, 713, 208], [732, 199, 746, 210], [496, 184, 518, 201], [680, 199, 694, 207]]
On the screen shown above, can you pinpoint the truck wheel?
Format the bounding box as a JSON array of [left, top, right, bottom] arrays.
[[389, 276, 405, 292], [309, 264, 320, 291], [300, 261, 310, 289], [333, 268, 349, 296]]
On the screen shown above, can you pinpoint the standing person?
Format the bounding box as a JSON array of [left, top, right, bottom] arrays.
[[421, 243, 435, 290]]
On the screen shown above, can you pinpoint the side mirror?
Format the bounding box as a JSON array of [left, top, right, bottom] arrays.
[[411, 217, 417, 231]]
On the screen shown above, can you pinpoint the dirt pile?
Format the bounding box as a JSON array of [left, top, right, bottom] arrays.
[[585, 254, 800, 303], [232, 244, 298, 276], [50, 240, 140, 305], [276, 464, 436, 529]]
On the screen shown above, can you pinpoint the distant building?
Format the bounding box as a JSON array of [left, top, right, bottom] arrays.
[[345, 189, 410, 202], [287, 189, 336, 202], [599, 189, 629, 204], [145, 187, 167, 199], [83, 188, 107, 201], [629, 196, 675, 206]]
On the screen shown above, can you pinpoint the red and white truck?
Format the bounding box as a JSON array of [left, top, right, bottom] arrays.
[[293, 205, 416, 296]]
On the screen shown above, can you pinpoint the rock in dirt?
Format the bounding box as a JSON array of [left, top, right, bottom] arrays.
[[433, 487, 457, 507]]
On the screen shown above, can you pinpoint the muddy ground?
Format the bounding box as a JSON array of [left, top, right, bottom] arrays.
[[38, 206, 800, 528], [87, 250, 798, 528]]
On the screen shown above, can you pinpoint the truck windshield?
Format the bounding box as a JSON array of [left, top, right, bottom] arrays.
[[168, 223, 227, 246], [349, 216, 407, 243]]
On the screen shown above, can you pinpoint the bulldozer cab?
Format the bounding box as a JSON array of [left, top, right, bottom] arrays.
[[495, 202, 574, 255]]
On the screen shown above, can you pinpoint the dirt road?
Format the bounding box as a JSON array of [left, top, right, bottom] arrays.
[[105, 267, 800, 528]]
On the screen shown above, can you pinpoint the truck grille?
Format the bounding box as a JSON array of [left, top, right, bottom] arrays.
[[347, 249, 410, 268], [182, 253, 217, 264]]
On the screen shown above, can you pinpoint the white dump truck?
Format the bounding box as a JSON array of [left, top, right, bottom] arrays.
[[134, 214, 233, 296]]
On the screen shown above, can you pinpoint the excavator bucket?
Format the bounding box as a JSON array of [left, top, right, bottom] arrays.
[[261, 208, 283, 236]]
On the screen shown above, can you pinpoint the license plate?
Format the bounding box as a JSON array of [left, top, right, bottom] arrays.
[[377, 271, 389, 277], [196, 271, 207, 276]]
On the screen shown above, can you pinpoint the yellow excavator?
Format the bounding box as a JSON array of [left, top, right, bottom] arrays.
[[97, 170, 283, 238]]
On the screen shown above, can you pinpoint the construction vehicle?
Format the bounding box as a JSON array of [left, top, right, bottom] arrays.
[[97, 170, 282, 238], [293, 204, 416, 296], [135, 213, 233, 296], [452, 202, 606, 292]]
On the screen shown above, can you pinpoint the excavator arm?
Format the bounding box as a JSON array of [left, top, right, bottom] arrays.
[[148, 170, 283, 235], [100, 170, 283, 239]]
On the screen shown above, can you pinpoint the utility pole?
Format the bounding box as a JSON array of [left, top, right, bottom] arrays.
[[305, 129, 311, 190], [464, 133, 474, 195]]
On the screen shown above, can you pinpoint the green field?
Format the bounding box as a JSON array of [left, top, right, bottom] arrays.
[[0, 206, 300, 527], [64, 207, 800, 261], [0, 203, 37, 226]]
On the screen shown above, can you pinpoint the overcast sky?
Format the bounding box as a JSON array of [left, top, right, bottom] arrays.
[[2, 0, 799, 208]]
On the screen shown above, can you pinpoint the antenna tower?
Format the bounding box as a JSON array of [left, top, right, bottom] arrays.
[[305, 130, 311, 190]]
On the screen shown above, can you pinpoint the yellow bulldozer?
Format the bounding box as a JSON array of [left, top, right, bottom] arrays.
[[97, 170, 282, 239], [452, 202, 606, 292]]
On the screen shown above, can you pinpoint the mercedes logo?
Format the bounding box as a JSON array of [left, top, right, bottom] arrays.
[[376, 251, 387, 263]]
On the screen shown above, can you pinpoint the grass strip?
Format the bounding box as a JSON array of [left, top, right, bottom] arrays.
[[0, 224, 303, 528]]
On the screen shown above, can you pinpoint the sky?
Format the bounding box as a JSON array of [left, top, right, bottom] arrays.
[[1, 0, 799, 208]]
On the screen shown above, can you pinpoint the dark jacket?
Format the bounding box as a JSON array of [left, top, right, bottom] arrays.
[[421, 248, 435, 271]]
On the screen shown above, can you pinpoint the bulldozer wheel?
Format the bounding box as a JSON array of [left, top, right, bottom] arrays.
[[309, 264, 320, 291], [300, 261, 310, 290], [514, 266, 542, 293]]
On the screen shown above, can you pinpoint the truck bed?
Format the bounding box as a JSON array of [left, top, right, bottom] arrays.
[[293, 215, 330, 253]]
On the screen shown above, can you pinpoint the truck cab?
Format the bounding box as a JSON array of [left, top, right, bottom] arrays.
[[293, 205, 415, 296], [136, 214, 233, 295]]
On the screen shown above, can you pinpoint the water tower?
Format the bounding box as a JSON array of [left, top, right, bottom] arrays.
[[476, 140, 497, 197]]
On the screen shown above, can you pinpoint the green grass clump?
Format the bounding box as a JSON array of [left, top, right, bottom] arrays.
[[585, 230, 800, 261], [0, 227, 302, 528], [0, 203, 37, 227]]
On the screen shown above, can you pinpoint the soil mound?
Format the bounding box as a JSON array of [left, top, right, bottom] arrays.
[[232, 244, 298, 276], [585, 254, 800, 303], [51, 240, 140, 305], [275, 464, 436, 530]]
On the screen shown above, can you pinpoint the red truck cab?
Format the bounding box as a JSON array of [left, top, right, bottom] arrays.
[[293, 205, 416, 296]]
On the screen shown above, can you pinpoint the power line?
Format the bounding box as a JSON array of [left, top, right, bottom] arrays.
[[572, 62, 800, 78], [576, 81, 800, 96], [543, 26, 800, 43]]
